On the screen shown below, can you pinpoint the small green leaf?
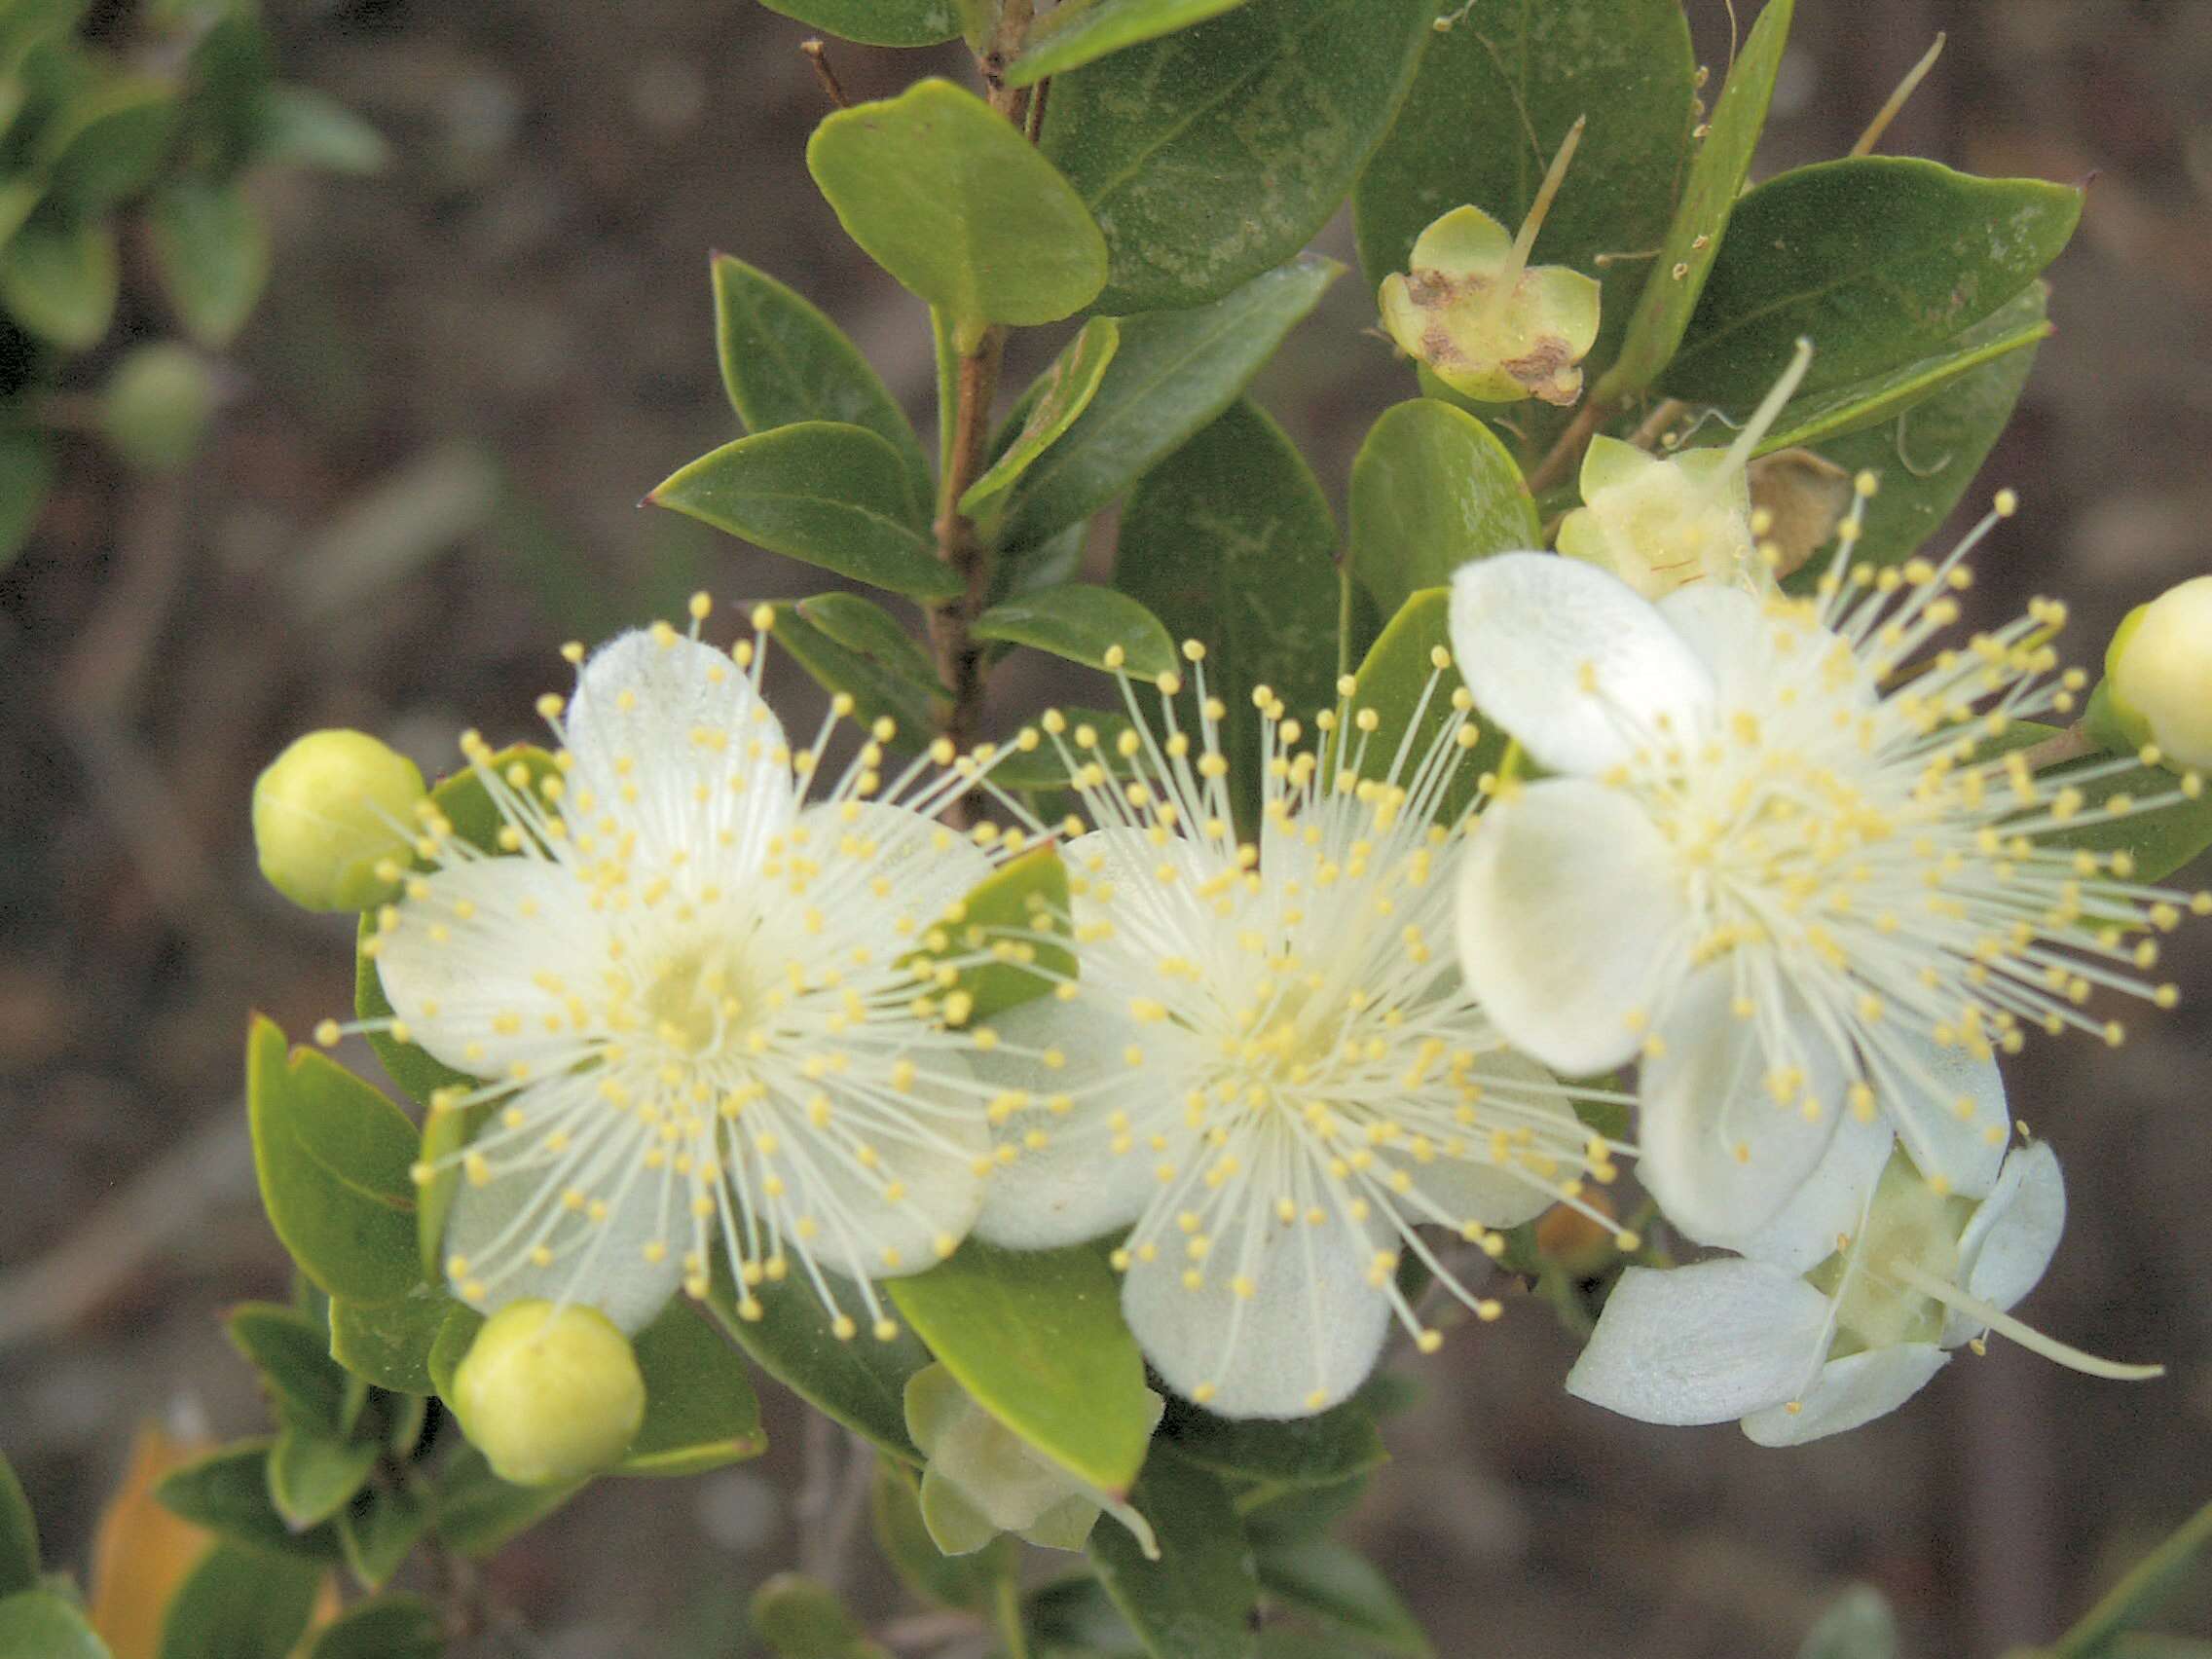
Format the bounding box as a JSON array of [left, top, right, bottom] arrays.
[[963, 318, 1120, 520], [228, 1301, 351, 1428], [704, 1271, 931, 1462], [430, 1446, 581, 1559], [180, 13, 275, 175], [156, 1543, 323, 1659], [425, 1304, 484, 1402], [155, 1442, 342, 1564], [149, 179, 269, 348], [0, 1456, 36, 1597], [1025, 1574, 1145, 1656], [751, 1572, 891, 1659], [1596, 0, 1794, 400], [46, 77, 177, 213], [303, 1595, 443, 1659], [902, 848, 1075, 1025], [1088, 1452, 1257, 1659], [0, 1590, 110, 1659], [1161, 1394, 1385, 1490], [0, 213, 118, 349], [765, 601, 944, 745], [992, 255, 1340, 556], [650, 423, 956, 600], [987, 707, 1143, 793], [2033, 755, 2212, 884], [870, 1457, 1016, 1613], [713, 252, 931, 516], [618, 1303, 768, 1477], [888, 1238, 1152, 1493], [1255, 1540, 1430, 1657], [1007, 0, 1257, 86], [1240, 1472, 1369, 1546], [247, 1017, 423, 1303], [1327, 588, 1503, 827], [974, 583, 1176, 680], [1663, 158, 2082, 406], [1347, 400, 1539, 620], [337, 1485, 431, 1591], [755, 0, 961, 46], [796, 593, 945, 695], [1794, 1586, 1899, 1659], [249, 86, 390, 175], [1040, 0, 1430, 313], [808, 79, 1106, 329], [269, 1426, 379, 1530], [329, 1284, 454, 1395], [0, 432, 52, 571]]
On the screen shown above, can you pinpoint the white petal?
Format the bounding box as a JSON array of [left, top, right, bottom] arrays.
[[1861, 1028, 2008, 1200], [795, 799, 993, 940], [1740, 1345, 1948, 1447], [1061, 825, 1223, 966], [970, 1000, 1162, 1249], [1385, 1048, 1586, 1231], [1639, 966, 1845, 1246], [1447, 552, 1715, 776], [1453, 778, 1689, 1076], [1123, 1202, 1392, 1420], [377, 856, 613, 1079], [1566, 1259, 1831, 1425], [1655, 584, 1778, 700], [1951, 1142, 2065, 1342], [1735, 1099, 1895, 1274]]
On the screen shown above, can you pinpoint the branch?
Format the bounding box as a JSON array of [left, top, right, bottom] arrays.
[[1525, 394, 1617, 497]]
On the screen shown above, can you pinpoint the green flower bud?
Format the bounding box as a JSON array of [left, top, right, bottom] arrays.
[[2101, 574, 2212, 769], [100, 344, 219, 472], [451, 1301, 646, 1487], [252, 729, 427, 911]]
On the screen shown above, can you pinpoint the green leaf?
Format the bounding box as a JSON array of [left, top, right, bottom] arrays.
[[1256, 1540, 1430, 1657], [704, 1271, 931, 1462], [228, 1301, 351, 1428], [619, 1304, 768, 1477], [0, 1590, 110, 1659], [303, 1596, 443, 1659], [250, 86, 390, 175], [155, 1442, 342, 1564], [1327, 587, 1504, 826], [181, 13, 275, 176], [1240, 1474, 1369, 1547], [974, 583, 1176, 680], [1116, 398, 1341, 832], [870, 1457, 1016, 1613], [713, 252, 931, 516], [0, 213, 117, 349], [1353, 0, 1695, 373], [989, 707, 1143, 793], [246, 1017, 424, 1303], [1595, 0, 1793, 400], [649, 423, 956, 600], [808, 79, 1106, 329], [425, 1304, 484, 1402], [992, 255, 1339, 555], [887, 1238, 1152, 1494], [1662, 158, 2081, 406], [1008, 0, 1258, 86], [328, 1285, 454, 1395], [765, 601, 944, 744], [963, 318, 1120, 520], [0, 1457, 35, 1597], [1347, 400, 1539, 620], [1161, 1394, 1385, 1490], [904, 847, 1076, 1023], [47, 77, 177, 213], [2034, 755, 2212, 885], [1794, 1586, 1899, 1659], [337, 1485, 431, 1591], [269, 1426, 379, 1530], [430, 1446, 580, 1559], [754, 0, 962, 46], [751, 1572, 891, 1659], [149, 179, 269, 348], [0, 431, 52, 571], [1027, 1575, 1146, 1657], [1088, 1452, 1257, 1659], [1040, 0, 1430, 313], [156, 1543, 323, 1659], [797, 593, 945, 693]]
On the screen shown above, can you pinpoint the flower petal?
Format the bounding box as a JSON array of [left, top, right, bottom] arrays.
[[1565, 1259, 1832, 1426], [1453, 778, 1690, 1076], [796, 799, 993, 940], [1735, 1097, 1895, 1275], [1447, 552, 1715, 776], [1740, 1345, 1948, 1447], [1951, 1141, 2065, 1342], [1655, 583, 1775, 695], [1860, 1027, 2009, 1200], [1639, 966, 1848, 1248], [1384, 1048, 1587, 1231]]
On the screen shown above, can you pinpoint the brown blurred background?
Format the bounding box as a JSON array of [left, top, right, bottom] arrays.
[[3, 2, 2210, 1655]]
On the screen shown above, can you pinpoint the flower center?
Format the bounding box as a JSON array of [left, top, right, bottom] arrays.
[[642, 943, 750, 1056]]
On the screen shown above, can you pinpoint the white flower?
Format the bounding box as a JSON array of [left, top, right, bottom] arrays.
[[335, 603, 1016, 1341], [968, 644, 1633, 1419], [1447, 507, 2208, 1249], [1566, 1135, 2158, 1446]]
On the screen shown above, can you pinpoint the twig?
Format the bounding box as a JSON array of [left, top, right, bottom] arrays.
[[1628, 396, 1689, 452], [799, 39, 851, 110], [2019, 724, 2095, 771], [1525, 395, 1616, 496], [927, 327, 1009, 767]]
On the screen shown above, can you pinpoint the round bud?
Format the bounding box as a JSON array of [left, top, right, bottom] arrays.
[[2103, 575, 2212, 768], [451, 1301, 646, 1487], [101, 345, 219, 472], [251, 729, 426, 911]]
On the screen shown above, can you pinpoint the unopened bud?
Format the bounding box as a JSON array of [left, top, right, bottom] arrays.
[[2097, 575, 2212, 768], [452, 1300, 646, 1487], [101, 344, 218, 472], [252, 729, 427, 911]]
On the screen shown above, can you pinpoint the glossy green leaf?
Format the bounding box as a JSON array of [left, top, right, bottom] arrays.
[[149, 180, 269, 348], [47, 77, 176, 213], [269, 1426, 379, 1529], [430, 1446, 580, 1559], [1026, 1574, 1146, 1657], [992, 255, 1340, 554], [974, 583, 1176, 680], [1353, 0, 1695, 371], [751, 1572, 891, 1659], [1240, 1474, 1369, 1546], [1088, 1452, 1256, 1659], [155, 1442, 342, 1564], [796, 593, 942, 689], [765, 600, 944, 745], [1007, 0, 1258, 86], [1663, 158, 2081, 406], [229, 1301, 350, 1428], [1327, 587, 1504, 827], [425, 1304, 483, 1402], [1595, 0, 1792, 400], [0, 1457, 35, 1597], [618, 1304, 768, 1477], [1347, 400, 1538, 619], [1116, 398, 1341, 832], [303, 1596, 442, 1659], [1794, 1586, 1899, 1659], [251, 86, 391, 175], [1161, 1394, 1385, 1489], [157, 1543, 322, 1659], [903, 847, 1076, 1024], [704, 1271, 931, 1462], [888, 1238, 1151, 1493], [963, 318, 1120, 519], [1256, 1540, 1429, 1657], [1040, 0, 1429, 313], [0, 214, 117, 349], [988, 707, 1143, 793], [2034, 754, 2212, 884], [808, 79, 1106, 328], [713, 252, 931, 515], [337, 1484, 431, 1591], [870, 1457, 1016, 1613], [755, 0, 962, 46], [649, 423, 956, 600], [247, 1017, 423, 1303], [0, 432, 52, 571], [329, 1284, 453, 1396], [0, 1590, 109, 1659]]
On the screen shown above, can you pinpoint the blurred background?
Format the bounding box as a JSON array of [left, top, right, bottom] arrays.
[[3, 1, 2210, 1654]]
